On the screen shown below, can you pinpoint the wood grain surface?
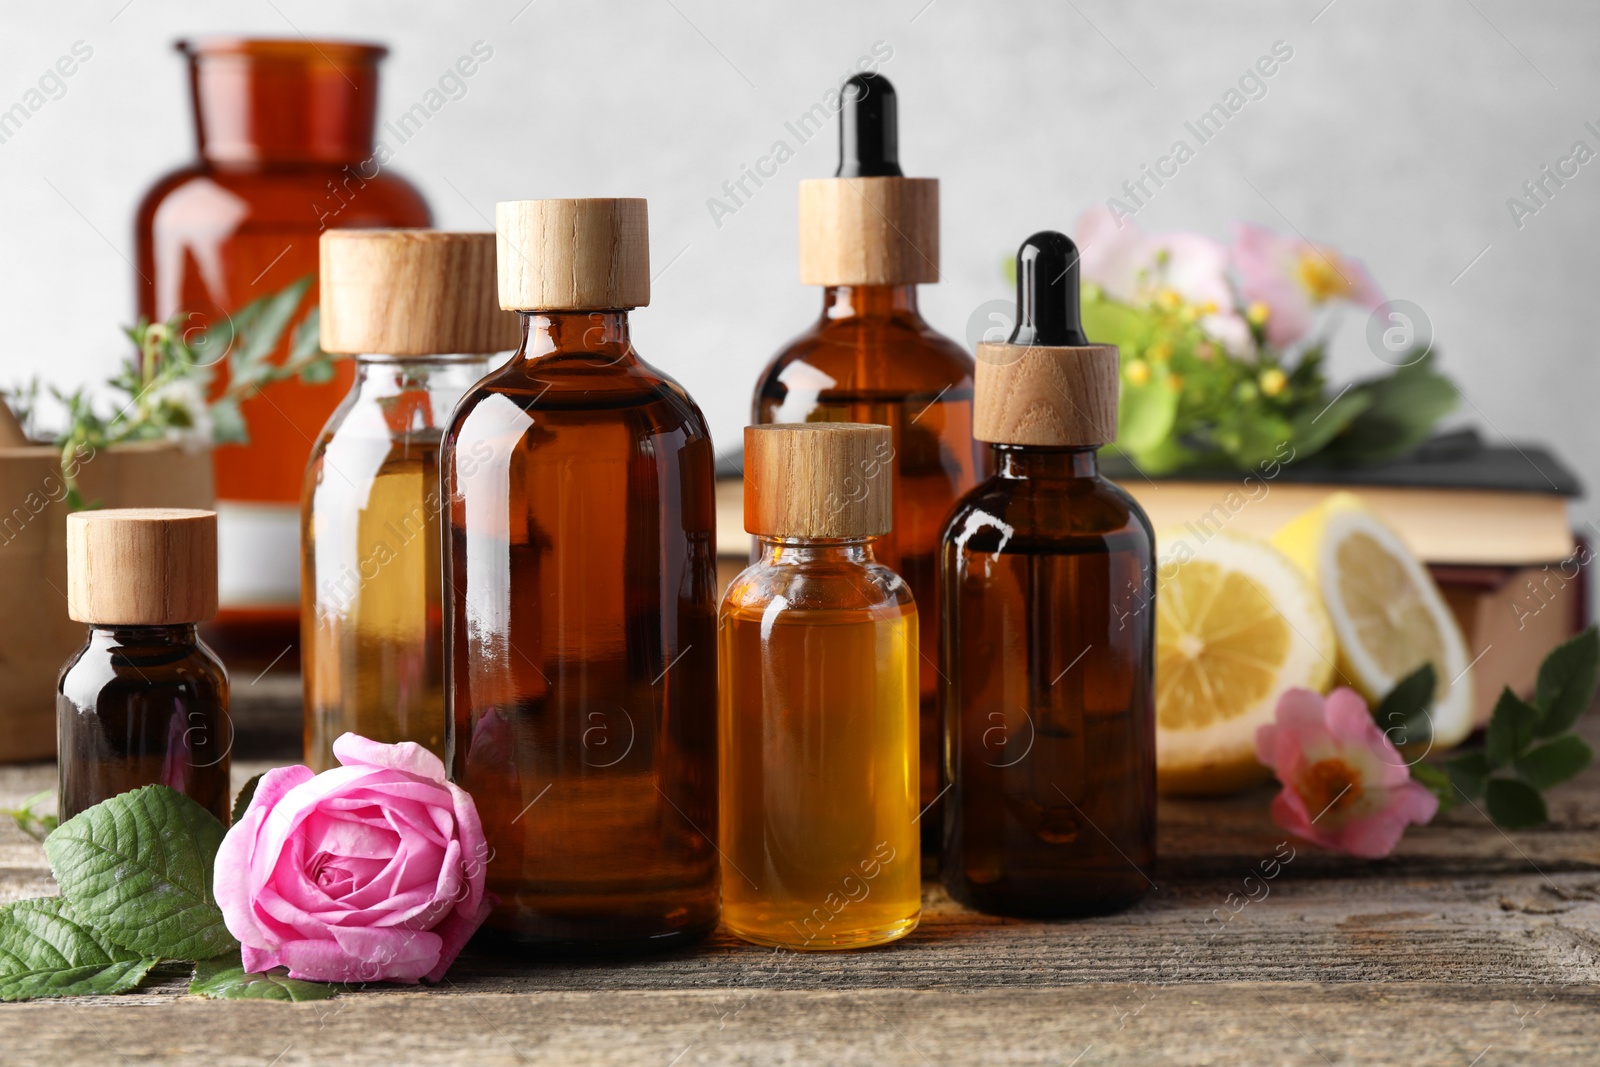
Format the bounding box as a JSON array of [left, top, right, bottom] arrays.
[[2, 689, 1597, 1065]]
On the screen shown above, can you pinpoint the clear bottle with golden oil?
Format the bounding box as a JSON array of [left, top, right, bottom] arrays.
[[720, 422, 921, 950], [302, 231, 519, 771], [752, 75, 987, 865], [941, 232, 1156, 918], [444, 199, 720, 956]]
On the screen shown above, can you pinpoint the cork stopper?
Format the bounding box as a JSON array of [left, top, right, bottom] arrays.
[[798, 75, 938, 287], [320, 231, 522, 356], [495, 198, 650, 311], [744, 423, 894, 539], [974, 231, 1119, 447], [67, 509, 218, 625]]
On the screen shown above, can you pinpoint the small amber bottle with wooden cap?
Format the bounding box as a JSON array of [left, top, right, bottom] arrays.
[[58, 509, 230, 822], [941, 232, 1156, 917], [752, 74, 986, 863], [303, 230, 519, 771], [444, 198, 719, 956], [720, 423, 921, 950]]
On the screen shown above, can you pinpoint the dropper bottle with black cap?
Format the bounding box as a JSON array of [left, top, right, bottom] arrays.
[[752, 73, 987, 865], [940, 231, 1156, 918]]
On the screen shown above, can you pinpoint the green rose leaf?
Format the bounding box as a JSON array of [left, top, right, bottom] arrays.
[[1484, 777, 1549, 831], [1443, 750, 1490, 801], [231, 774, 264, 825], [44, 785, 236, 961], [0, 898, 158, 1002], [1532, 627, 1600, 739], [1515, 735, 1595, 791], [1372, 662, 1437, 748], [189, 956, 342, 1002], [1484, 688, 1542, 770]]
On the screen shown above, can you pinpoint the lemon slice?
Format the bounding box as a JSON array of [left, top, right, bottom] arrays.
[[1273, 492, 1474, 750], [1156, 530, 1336, 795]]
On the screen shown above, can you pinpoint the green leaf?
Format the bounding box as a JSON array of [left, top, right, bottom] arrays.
[[189, 956, 342, 1002], [1515, 736, 1594, 791], [1532, 626, 1599, 738], [1322, 353, 1459, 465], [1, 789, 57, 843], [0, 898, 158, 1001], [235, 275, 312, 367], [1484, 777, 1549, 830], [1287, 387, 1371, 460], [1117, 366, 1181, 462], [209, 397, 248, 446], [43, 785, 236, 961], [1444, 750, 1490, 801], [1372, 663, 1437, 748], [232, 774, 263, 825], [1484, 688, 1542, 769], [1409, 761, 1456, 812], [289, 306, 324, 363], [297, 356, 338, 385]]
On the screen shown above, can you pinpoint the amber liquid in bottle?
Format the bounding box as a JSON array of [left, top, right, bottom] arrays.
[[443, 312, 719, 956], [136, 40, 431, 664], [58, 624, 231, 823], [753, 285, 986, 859], [302, 357, 486, 771], [720, 538, 921, 949], [941, 446, 1155, 916]]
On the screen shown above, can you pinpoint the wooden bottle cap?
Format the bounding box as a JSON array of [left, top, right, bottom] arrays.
[[973, 342, 1121, 447], [320, 231, 522, 356], [495, 198, 650, 311], [67, 509, 218, 625], [798, 177, 939, 287], [744, 423, 894, 539]]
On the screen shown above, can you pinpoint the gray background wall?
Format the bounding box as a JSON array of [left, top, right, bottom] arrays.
[[3, 1, 1596, 539]]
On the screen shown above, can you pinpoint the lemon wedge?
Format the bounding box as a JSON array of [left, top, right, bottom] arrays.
[[1273, 492, 1474, 750], [1156, 530, 1336, 795]]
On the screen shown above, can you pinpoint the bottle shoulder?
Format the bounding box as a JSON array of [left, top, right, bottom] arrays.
[[755, 314, 976, 400], [451, 354, 710, 435], [137, 164, 431, 235], [944, 474, 1155, 554], [721, 558, 916, 621], [58, 632, 229, 704]]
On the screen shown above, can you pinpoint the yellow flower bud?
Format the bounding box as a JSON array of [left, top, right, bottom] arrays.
[[1125, 359, 1151, 386], [1155, 288, 1181, 312], [1259, 368, 1288, 397], [1246, 301, 1271, 326], [1147, 341, 1172, 363]]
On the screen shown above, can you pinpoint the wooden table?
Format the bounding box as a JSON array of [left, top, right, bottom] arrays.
[[3, 688, 1598, 1065]]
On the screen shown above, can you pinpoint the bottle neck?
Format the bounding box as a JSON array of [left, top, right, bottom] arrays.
[[520, 310, 636, 363], [757, 536, 878, 566], [820, 285, 922, 323], [88, 623, 200, 647], [993, 444, 1100, 480], [182, 39, 385, 166]]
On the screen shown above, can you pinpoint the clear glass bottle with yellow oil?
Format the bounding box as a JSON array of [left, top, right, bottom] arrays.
[[719, 422, 921, 950], [302, 231, 518, 770]]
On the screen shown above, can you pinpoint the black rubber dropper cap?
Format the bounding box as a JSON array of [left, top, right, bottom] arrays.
[[1009, 231, 1090, 346], [836, 73, 903, 178]]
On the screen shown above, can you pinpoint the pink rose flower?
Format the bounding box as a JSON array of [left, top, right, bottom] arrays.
[[1255, 688, 1438, 859], [1231, 222, 1384, 348], [1075, 206, 1252, 354], [215, 734, 493, 983]]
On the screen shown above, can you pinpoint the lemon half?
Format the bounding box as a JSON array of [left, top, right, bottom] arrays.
[[1273, 492, 1474, 750], [1156, 530, 1336, 795]]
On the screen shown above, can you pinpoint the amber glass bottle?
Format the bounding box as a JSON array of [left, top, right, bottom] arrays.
[[444, 199, 719, 956], [136, 39, 431, 664], [941, 232, 1156, 917], [302, 232, 519, 771], [752, 74, 984, 860], [721, 424, 921, 950], [57, 510, 230, 822]]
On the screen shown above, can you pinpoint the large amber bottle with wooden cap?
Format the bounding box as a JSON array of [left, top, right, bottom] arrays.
[[58, 509, 230, 822], [443, 198, 719, 955], [302, 231, 519, 771], [941, 232, 1156, 917], [720, 423, 921, 949], [752, 74, 985, 861]]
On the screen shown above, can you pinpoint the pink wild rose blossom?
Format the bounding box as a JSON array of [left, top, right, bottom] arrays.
[[1254, 687, 1438, 858], [214, 733, 494, 983], [1230, 222, 1384, 349]]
